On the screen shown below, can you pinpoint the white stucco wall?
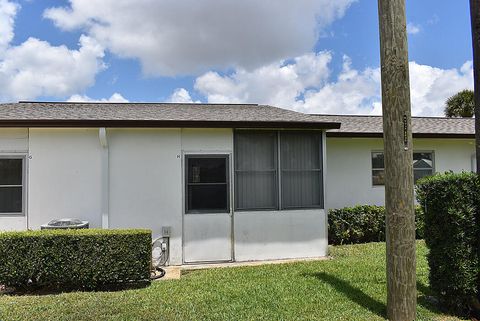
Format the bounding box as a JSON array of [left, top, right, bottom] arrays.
[[326, 137, 475, 209], [234, 209, 327, 261], [28, 129, 103, 228], [0, 129, 29, 231], [107, 128, 183, 265], [0, 127, 328, 264], [181, 128, 233, 152], [0, 129, 28, 151]]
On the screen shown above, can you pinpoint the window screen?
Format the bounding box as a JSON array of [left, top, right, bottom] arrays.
[[234, 131, 277, 210], [0, 158, 24, 214], [413, 152, 434, 183], [372, 151, 434, 185], [280, 131, 322, 209], [234, 130, 323, 211], [185, 155, 229, 213]]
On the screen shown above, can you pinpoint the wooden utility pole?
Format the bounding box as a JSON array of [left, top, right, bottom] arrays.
[[378, 1, 417, 320], [471, 0, 480, 173]]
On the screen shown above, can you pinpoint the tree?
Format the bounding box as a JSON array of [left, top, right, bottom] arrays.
[[444, 90, 475, 118], [377, 0, 417, 320]]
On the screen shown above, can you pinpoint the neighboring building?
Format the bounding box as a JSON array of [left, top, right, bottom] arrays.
[[0, 103, 475, 265], [314, 115, 475, 210]]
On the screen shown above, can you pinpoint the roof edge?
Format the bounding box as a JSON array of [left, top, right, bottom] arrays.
[[16, 101, 260, 106], [311, 113, 476, 120], [327, 132, 475, 139], [0, 119, 341, 129]]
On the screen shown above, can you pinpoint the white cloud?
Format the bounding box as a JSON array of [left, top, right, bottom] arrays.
[[0, 0, 18, 56], [188, 52, 474, 116], [408, 61, 473, 116], [67, 92, 128, 103], [407, 22, 421, 35], [168, 88, 200, 103], [302, 59, 473, 116], [300, 56, 381, 114], [0, 35, 105, 102], [0, 1, 105, 102], [44, 0, 356, 76], [195, 52, 332, 108]]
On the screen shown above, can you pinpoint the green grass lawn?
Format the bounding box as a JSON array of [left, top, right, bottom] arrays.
[[0, 241, 464, 321]]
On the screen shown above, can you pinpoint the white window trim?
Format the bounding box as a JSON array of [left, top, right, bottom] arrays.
[[0, 154, 27, 216]]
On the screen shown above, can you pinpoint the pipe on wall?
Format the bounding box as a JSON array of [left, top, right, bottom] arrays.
[[99, 128, 109, 228]]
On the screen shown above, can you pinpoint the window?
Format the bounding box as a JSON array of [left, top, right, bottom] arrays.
[[280, 131, 322, 209], [413, 152, 434, 182], [235, 131, 278, 210], [234, 130, 323, 210], [372, 151, 434, 185], [0, 156, 25, 215], [185, 155, 229, 213], [372, 152, 385, 186]]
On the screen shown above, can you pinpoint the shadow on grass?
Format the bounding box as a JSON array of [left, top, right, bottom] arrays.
[[3, 281, 151, 296], [307, 272, 447, 317], [306, 272, 386, 319], [416, 281, 446, 314]]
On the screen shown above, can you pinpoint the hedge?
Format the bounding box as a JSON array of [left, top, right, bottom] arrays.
[[328, 205, 424, 245], [0, 229, 152, 289], [416, 172, 480, 314]]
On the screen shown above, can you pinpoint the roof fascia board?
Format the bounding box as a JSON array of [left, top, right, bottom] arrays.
[[326, 132, 475, 139], [0, 119, 341, 129]]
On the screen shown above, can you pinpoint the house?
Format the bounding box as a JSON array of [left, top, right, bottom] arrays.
[[0, 102, 475, 265], [0, 102, 339, 265], [315, 115, 475, 209]]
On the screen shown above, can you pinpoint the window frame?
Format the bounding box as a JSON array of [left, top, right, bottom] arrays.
[[371, 150, 435, 186], [184, 154, 230, 214], [0, 154, 27, 216], [234, 129, 324, 212]]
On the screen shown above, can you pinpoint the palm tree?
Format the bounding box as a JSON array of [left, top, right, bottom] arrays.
[[444, 89, 475, 117]]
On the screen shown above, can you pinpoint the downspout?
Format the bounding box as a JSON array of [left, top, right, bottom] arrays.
[[99, 128, 109, 228]]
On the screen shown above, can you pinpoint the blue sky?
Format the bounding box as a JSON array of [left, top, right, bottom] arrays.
[[0, 0, 475, 116]]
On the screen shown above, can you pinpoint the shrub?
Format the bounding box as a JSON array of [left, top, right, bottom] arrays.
[[0, 229, 152, 289], [328, 205, 424, 245], [328, 205, 385, 245], [415, 205, 425, 240], [416, 172, 479, 314]]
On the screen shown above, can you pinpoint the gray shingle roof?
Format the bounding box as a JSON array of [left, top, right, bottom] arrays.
[[0, 102, 340, 129], [0, 103, 473, 136], [313, 114, 475, 138]]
